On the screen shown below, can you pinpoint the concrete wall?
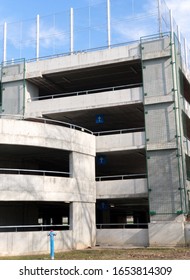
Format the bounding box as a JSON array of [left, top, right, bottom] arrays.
[[0, 175, 95, 202], [25, 87, 143, 117], [0, 119, 95, 156], [25, 43, 140, 79], [148, 219, 185, 247], [185, 223, 190, 246], [96, 178, 148, 199], [0, 230, 72, 256], [25, 81, 39, 102], [0, 119, 96, 202], [96, 132, 145, 153], [1, 80, 24, 115], [0, 118, 96, 250], [96, 229, 149, 247], [1, 62, 25, 115], [141, 37, 184, 223]]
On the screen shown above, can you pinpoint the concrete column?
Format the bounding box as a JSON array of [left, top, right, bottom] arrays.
[[70, 151, 95, 180], [69, 151, 96, 249], [70, 202, 96, 249]]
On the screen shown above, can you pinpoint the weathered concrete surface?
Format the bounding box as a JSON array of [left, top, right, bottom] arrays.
[[25, 43, 140, 79], [185, 223, 190, 246], [96, 132, 145, 153], [0, 230, 72, 256], [148, 219, 185, 247], [0, 119, 95, 156], [71, 202, 96, 249], [96, 229, 149, 247], [96, 179, 148, 199], [0, 175, 95, 202], [25, 87, 143, 118]]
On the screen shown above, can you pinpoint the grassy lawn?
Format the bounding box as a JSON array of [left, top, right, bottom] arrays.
[[0, 247, 190, 260]]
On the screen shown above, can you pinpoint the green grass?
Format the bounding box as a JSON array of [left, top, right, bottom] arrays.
[[0, 247, 190, 260]]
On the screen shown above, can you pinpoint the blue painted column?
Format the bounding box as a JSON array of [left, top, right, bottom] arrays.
[[48, 230, 56, 260]]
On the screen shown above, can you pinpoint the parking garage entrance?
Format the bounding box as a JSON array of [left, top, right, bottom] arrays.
[[96, 198, 149, 229]]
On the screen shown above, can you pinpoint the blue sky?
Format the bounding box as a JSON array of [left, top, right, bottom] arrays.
[[0, 0, 189, 60], [0, 0, 92, 21]]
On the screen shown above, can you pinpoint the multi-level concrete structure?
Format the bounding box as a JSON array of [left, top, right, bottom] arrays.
[[0, 4, 190, 255]]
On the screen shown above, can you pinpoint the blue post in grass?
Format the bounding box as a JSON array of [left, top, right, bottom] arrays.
[[48, 230, 56, 260]]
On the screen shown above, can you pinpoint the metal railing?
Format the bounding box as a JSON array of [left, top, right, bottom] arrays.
[[0, 114, 93, 135], [96, 223, 148, 229], [29, 83, 142, 101], [0, 114, 145, 136], [0, 168, 70, 177], [0, 224, 70, 232], [25, 39, 140, 64], [96, 173, 147, 181], [94, 127, 145, 136]]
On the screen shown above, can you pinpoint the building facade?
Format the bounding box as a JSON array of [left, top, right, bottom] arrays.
[[0, 31, 190, 255]]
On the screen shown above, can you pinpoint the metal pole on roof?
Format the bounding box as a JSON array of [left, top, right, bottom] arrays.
[[3, 22, 7, 63], [107, 0, 111, 48], [70, 7, 74, 53], [184, 38, 188, 68], [36, 14, 40, 60], [177, 25, 181, 43], [169, 9, 173, 42], [158, 0, 162, 35]]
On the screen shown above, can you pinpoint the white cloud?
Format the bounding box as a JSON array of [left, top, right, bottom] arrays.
[[36, 25, 68, 49], [112, 0, 190, 45], [111, 1, 159, 43], [112, 17, 157, 42], [6, 21, 68, 50], [165, 0, 190, 42]]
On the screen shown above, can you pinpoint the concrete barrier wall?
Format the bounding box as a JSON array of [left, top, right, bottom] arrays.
[[26, 87, 143, 117], [96, 178, 148, 199], [25, 43, 140, 79], [96, 229, 149, 247], [0, 119, 95, 156], [0, 230, 72, 256], [148, 221, 185, 247], [0, 175, 95, 202], [96, 132, 145, 153]]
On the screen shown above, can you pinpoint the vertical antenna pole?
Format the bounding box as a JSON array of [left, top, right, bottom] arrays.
[[70, 7, 74, 53], [170, 9, 173, 42], [184, 38, 188, 68], [158, 0, 162, 35], [177, 25, 181, 43], [36, 14, 40, 60], [107, 0, 111, 48], [3, 22, 7, 63]]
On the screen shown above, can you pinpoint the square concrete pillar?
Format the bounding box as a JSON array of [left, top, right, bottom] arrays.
[[70, 202, 96, 249]]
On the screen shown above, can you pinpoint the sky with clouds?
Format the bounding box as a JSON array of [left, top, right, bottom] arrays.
[[0, 0, 189, 60]]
